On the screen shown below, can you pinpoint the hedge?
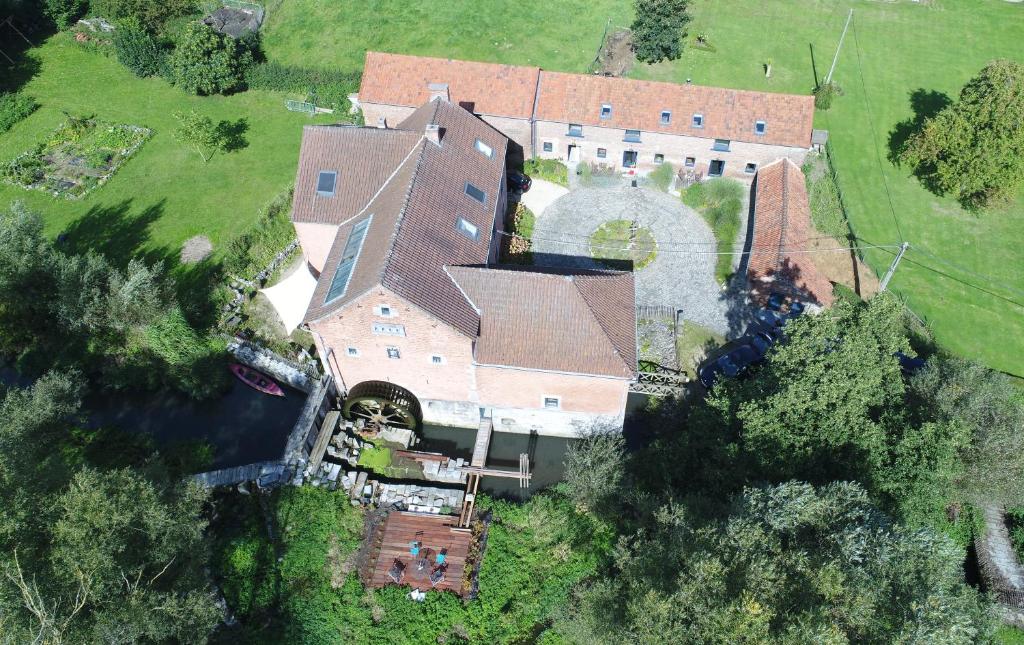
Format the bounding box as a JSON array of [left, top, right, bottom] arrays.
[[244, 61, 361, 113]]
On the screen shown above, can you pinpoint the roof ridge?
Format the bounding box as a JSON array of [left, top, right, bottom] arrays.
[[775, 162, 791, 273], [572, 274, 634, 375], [377, 136, 433, 287]]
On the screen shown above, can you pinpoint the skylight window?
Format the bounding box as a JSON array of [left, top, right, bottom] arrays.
[[456, 217, 479, 241], [324, 217, 371, 303], [755, 120, 767, 135], [600, 103, 612, 119], [660, 110, 672, 125], [474, 138, 494, 158], [465, 182, 486, 204], [316, 171, 337, 196], [692, 114, 704, 128]]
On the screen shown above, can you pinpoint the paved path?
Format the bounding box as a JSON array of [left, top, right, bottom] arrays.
[[531, 185, 746, 336], [519, 178, 569, 216]]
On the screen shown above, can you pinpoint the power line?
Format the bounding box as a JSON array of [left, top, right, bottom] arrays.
[[850, 15, 904, 242], [502, 226, 842, 246], [906, 245, 1024, 301]]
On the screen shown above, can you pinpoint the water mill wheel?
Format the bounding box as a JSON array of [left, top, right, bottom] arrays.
[[342, 380, 422, 430]]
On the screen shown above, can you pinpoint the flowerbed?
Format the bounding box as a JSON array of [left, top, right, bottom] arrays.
[[2, 116, 150, 199]]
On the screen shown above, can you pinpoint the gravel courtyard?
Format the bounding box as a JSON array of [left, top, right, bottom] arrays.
[[530, 185, 743, 336]]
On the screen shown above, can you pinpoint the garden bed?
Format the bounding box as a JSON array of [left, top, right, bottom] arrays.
[[2, 116, 150, 199], [590, 219, 657, 270]]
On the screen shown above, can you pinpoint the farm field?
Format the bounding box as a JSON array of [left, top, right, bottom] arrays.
[[3, 0, 1023, 373]]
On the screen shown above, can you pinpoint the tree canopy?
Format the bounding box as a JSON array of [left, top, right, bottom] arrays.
[[170, 22, 252, 96], [631, 0, 691, 64], [899, 59, 1024, 209]]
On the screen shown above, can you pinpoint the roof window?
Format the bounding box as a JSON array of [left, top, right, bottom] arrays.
[[600, 103, 612, 119], [474, 138, 494, 158], [456, 217, 479, 241], [465, 182, 486, 204], [755, 120, 767, 135], [324, 217, 371, 303], [316, 171, 337, 196], [660, 110, 672, 125], [692, 114, 704, 128]]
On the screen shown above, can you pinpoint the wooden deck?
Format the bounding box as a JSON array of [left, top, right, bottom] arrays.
[[366, 512, 473, 596]]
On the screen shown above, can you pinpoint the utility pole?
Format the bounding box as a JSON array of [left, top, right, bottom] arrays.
[[825, 9, 853, 85], [879, 241, 910, 292]]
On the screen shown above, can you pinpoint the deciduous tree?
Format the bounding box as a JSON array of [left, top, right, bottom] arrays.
[[899, 59, 1024, 209], [173, 109, 225, 162], [169, 22, 252, 95], [631, 0, 691, 64]]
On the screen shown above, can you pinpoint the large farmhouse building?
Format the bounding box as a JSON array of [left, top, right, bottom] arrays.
[[292, 99, 636, 437], [358, 52, 816, 180]]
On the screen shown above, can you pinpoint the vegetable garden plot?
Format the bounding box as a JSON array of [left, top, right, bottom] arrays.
[[2, 117, 150, 199]]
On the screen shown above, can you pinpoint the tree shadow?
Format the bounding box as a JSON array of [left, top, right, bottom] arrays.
[[886, 88, 952, 165], [0, 9, 52, 93], [216, 118, 249, 153], [60, 199, 165, 268]]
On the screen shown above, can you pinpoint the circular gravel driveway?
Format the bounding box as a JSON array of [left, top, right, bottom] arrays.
[[530, 185, 736, 335]]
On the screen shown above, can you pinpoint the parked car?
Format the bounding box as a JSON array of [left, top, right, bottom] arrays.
[[754, 309, 785, 328], [699, 345, 759, 389], [508, 171, 532, 193], [744, 331, 775, 360]]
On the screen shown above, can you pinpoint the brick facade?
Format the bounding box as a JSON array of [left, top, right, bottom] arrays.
[[533, 120, 809, 180]]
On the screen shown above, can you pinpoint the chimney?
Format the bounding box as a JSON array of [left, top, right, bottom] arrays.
[[424, 123, 442, 146], [427, 82, 450, 102], [376, 116, 387, 129]]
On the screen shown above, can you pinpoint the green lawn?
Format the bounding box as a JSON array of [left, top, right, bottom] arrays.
[[0, 35, 333, 269]]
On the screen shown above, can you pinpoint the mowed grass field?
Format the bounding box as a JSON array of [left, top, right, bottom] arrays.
[[0, 37, 333, 269], [3, 0, 1022, 373]]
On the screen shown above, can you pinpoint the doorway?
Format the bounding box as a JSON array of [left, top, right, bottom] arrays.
[[622, 150, 638, 168], [709, 159, 725, 177], [567, 144, 580, 163]]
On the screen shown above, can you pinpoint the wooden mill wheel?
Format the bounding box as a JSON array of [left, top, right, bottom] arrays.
[[342, 381, 421, 430]]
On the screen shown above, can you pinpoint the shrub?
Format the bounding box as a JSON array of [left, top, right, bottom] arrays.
[[90, 0, 198, 32], [524, 157, 569, 187], [112, 18, 165, 77], [648, 161, 675, 191], [0, 92, 38, 133], [170, 22, 252, 95], [223, 188, 296, 278], [814, 81, 842, 110], [244, 62, 361, 113], [43, 0, 87, 29]]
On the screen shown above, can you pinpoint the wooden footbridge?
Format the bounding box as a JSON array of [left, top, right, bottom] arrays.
[[457, 418, 531, 528]]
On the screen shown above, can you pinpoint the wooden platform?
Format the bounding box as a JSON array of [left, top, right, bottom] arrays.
[[366, 512, 473, 596]]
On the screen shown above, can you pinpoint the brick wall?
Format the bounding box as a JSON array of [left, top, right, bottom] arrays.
[[294, 222, 338, 274], [308, 287, 478, 404], [360, 102, 417, 129], [534, 120, 809, 181], [476, 366, 629, 415]]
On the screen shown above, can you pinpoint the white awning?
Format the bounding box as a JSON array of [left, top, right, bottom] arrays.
[[260, 263, 317, 335]]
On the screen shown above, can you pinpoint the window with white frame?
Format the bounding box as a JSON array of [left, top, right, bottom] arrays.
[[474, 138, 494, 158], [386, 347, 400, 359], [685, 156, 696, 167], [346, 347, 359, 357], [713, 139, 731, 152], [465, 182, 487, 204], [745, 162, 757, 174], [600, 103, 612, 119], [755, 120, 766, 135], [654, 153, 665, 164], [542, 396, 561, 410], [542, 141, 553, 153], [692, 113, 704, 128], [374, 305, 393, 317], [429, 355, 444, 365], [597, 147, 607, 158], [567, 123, 583, 137], [456, 216, 479, 241], [624, 129, 642, 143], [660, 110, 672, 125]]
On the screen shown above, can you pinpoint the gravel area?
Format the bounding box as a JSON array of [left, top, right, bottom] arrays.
[[532, 185, 749, 336]]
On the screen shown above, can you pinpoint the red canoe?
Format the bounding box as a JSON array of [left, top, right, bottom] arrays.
[[229, 363, 285, 397]]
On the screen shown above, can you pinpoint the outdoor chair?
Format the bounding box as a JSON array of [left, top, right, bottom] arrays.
[[388, 558, 406, 583], [429, 564, 447, 587]]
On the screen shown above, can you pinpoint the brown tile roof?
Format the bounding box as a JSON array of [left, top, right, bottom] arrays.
[[359, 51, 541, 119], [292, 127, 422, 224], [535, 71, 814, 148], [301, 100, 509, 336], [747, 159, 835, 306], [447, 265, 637, 378]]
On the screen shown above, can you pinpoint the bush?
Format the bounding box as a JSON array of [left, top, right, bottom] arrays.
[[170, 22, 252, 95], [814, 81, 842, 110], [43, 0, 87, 29], [90, 0, 198, 32], [223, 187, 296, 278], [648, 161, 675, 191], [632, 0, 692, 64], [143, 306, 229, 399], [112, 18, 165, 77], [524, 157, 569, 187], [0, 92, 38, 134], [684, 178, 744, 283]]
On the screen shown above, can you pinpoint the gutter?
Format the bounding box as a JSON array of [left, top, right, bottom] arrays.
[[529, 70, 543, 158]]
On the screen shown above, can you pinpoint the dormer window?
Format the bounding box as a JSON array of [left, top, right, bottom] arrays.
[[660, 110, 672, 125], [600, 103, 612, 119], [456, 217, 479, 241], [474, 138, 494, 158], [692, 114, 704, 128], [755, 120, 767, 135], [316, 171, 337, 196], [465, 182, 486, 204]]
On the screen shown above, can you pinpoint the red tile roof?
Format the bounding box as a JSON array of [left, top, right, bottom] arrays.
[[447, 266, 637, 378], [300, 100, 508, 337], [536, 72, 815, 149], [747, 159, 835, 306], [359, 52, 815, 149], [359, 52, 541, 119]]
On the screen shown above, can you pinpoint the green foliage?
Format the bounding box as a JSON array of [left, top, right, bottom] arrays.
[[90, 0, 197, 32], [631, 0, 691, 64], [245, 61, 362, 114], [804, 155, 851, 239], [647, 160, 674, 191], [173, 109, 223, 162], [899, 59, 1024, 209], [589, 219, 658, 270], [223, 187, 297, 277], [563, 481, 995, 643], [170, 22, 252, 95], [144, 306, 229, 400], [564, 427, 625, 516], [813, 80, 842, 110], [684, 178, 744, 282], [0, 91, 37, 133], [112, 17, 165, 77], [832, 281, 862, 305], [42, 0, 86, 29], [524, 157, 569, 187]]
